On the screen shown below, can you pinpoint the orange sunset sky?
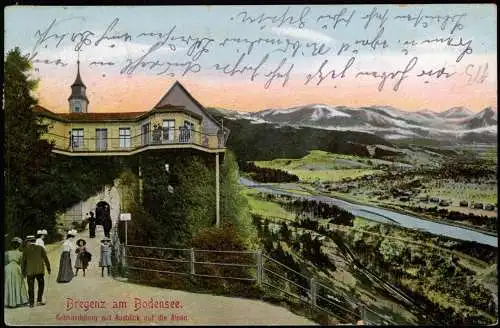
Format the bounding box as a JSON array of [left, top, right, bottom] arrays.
[[34, 67, 497, 114]]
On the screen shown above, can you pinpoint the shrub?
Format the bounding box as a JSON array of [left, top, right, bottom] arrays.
[[190, 225, 259, 297]]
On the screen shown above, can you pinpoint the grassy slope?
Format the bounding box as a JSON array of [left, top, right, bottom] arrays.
[[254, 150, 383, 182]]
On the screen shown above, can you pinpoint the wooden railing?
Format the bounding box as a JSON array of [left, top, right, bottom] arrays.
[[42, 128, 225, 153], [109, 229, 396, 325]]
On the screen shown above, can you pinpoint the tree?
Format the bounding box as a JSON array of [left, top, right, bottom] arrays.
[[4, 47, 53, 238], [219, 151, 258, 248]]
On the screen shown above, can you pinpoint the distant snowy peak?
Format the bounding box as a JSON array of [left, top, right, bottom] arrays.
[[308, 104, 351, 120], [438, 106, 474, 118], [416, 109, 438, 118], [459, 107, 497, 129], [364, 106, 404, 119], [258, 104, 351, 120]]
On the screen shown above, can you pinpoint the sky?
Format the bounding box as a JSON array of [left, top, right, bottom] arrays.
[[4, 4, 497, 113]]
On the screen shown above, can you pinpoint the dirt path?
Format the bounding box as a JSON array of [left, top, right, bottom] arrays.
[[4, 225, 315, 326]]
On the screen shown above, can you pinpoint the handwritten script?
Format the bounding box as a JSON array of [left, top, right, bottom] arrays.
[[25, 6, 490, 91]]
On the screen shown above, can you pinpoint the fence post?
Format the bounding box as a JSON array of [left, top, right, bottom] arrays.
[[310, 277, 317, 307], [190, 248, 195, 275], [122, 244, 127, 276], [256, 250, 262, 287], [359, 304, 366, 323]]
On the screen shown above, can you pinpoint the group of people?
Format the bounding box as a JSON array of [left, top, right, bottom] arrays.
[[56, 230, 113, 283], [5, 230, 51, 308], [4, 228, 114, 309]]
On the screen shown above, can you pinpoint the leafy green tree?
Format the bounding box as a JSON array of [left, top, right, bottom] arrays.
[[4, 47, 52, 238], [219, 151, 258, 248], [141, 153, 215, 246], [378, 238, 407, 264]]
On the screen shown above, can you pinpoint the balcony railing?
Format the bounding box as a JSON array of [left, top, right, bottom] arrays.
[[43, 128, 226, 153]]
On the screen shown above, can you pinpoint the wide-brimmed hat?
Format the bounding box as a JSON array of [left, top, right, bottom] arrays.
[[12, 237, 23, 244], [37, 229, 48, 235], [25, 235, 36, 241], [76, 238, 87, 246], [67, 229, 77, 237]]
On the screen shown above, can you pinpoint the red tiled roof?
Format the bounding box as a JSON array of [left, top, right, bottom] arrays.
[[34, 104, 201, 122], [58, 112, 148, 121]]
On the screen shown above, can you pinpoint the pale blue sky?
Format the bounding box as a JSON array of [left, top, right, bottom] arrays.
[[5, 5, 496, 60]]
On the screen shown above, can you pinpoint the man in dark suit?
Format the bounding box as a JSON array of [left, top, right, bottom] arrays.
[[87, 212, 97, 238], [22, 235, 51, 307], [103, 213, 112, 238]]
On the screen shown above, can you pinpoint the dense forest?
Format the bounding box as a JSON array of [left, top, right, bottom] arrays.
[[240, 161, 299, 182]]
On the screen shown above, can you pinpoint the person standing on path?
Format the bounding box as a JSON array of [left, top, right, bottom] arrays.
[[35, 229, 47, 248], [99, 237, 112, 277], [5, 237, 29, 308], [87, 212, 97, 238], [21, 235, 51, 308], [74, 239, 90, 277], [56, 230, 76, 283], [102, 210, 112, 238]]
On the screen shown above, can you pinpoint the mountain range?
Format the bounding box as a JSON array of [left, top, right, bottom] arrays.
[[215, 105, 497, 143]]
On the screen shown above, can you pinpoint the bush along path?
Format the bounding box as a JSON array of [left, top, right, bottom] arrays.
[[4, 225, 315, 326]]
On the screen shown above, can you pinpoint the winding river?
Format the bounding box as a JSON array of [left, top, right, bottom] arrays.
[[240, 178, 498, 247]]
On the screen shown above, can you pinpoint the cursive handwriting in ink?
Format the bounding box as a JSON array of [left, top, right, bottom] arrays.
[[417, 66, 455, 79], [27, 19, 67, 61], [89, 61, 115, 66], [32, 58, 68, 67], [95, 18, 132, 47], [305, 42, 332, 56], [71, 30, 95, 51], [219, 37, 283, 55], [171, 35, 214, 61], [355, 27, 389, 50], [263, 57, 294, 89], [465, 63, 488, 85], [355, 56, 418, 91], [361, 7, 389, 30], [316, 8, 356, 30], [394, 11, 467, 34], [213, 53, 269, 81], [420, 36, 472, 62], [230, 6, 310, 29], [305, 56, 356, 86], [270, 39, 302, 57], [156, 61, 201, 77], [120, 26, 177, 75]]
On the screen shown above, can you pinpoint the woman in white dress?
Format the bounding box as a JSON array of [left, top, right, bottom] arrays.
[[56, 230, 76, 283], [99, 237, 112, 277], [35, 229, 47, 248]]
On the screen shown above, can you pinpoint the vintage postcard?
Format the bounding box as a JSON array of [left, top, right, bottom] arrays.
[[4, 4, 497, 326]]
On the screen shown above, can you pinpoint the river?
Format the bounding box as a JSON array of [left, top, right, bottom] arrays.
[[239, 177, 498, 247]]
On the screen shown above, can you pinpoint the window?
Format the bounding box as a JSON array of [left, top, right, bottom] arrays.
[[180, 121, 194, 143], [71, 129, 84, 149], [96, 128, 108, 151], [74, 105, 81, 112], [162, 120, 175, 143], [141, 123, 150, 146], [119, 128, 131, 149]]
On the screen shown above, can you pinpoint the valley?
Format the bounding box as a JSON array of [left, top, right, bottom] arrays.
[[208, 103, 497, 324]]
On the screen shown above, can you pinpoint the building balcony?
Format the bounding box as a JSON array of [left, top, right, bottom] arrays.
[[43, 128, 227, 156]]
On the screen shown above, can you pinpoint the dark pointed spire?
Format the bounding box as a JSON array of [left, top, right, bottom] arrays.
[[68, 56, 89, 105], [71, 59, 86, 88]]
